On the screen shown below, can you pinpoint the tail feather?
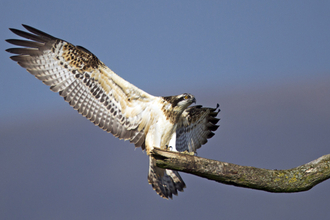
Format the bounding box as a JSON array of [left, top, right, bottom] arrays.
[[148, 157, 185, 199]]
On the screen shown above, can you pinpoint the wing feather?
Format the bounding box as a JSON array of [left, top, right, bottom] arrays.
[[6, 24, 157, 148], [6, 39, 44, 48], [176, 104, 220, 152]]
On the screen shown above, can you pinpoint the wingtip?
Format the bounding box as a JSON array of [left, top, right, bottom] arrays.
[[22, 24, 33, 31], [215, 103, 220, 111], [207, 132, 215, 138], [208, 124, 219, 131], [209, 117, 220, 124], [5, 48, 15, 54], [22, 24, 34, 31], [8, 27, 20, 35]]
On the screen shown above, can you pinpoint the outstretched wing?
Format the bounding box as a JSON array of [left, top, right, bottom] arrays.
[[176, 104, 220, 152], [6, 24, 156, 148]]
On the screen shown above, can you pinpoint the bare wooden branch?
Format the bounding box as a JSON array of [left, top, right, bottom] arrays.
[[151, 148, 330, 192]]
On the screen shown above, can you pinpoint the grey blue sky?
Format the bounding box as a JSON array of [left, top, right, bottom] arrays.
[[1, 1, 330, 219]]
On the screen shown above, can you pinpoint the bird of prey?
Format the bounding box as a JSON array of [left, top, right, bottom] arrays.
[[6, 25, 220, 199]]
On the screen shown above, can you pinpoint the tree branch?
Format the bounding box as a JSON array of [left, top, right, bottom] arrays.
[[151, 149, 330, 192]]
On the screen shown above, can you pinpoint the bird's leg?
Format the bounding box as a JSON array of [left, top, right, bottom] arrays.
[[167, 132, 177, 152]]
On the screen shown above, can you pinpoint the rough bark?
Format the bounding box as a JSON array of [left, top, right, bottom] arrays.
[[151, 149, 330, 192]]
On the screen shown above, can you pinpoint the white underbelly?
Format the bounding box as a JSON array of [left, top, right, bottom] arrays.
[[144, 115, 176, 154]]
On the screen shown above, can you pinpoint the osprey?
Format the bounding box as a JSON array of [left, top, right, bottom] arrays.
[[6, 25, 220, 199]]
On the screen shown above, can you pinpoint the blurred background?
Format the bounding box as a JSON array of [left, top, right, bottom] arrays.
[[1, 1, 330, 219]]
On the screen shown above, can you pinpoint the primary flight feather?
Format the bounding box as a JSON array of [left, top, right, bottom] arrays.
[[6, 25, 220, 199]]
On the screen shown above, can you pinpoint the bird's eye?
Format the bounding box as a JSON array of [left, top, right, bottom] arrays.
[[185, 95, 189, 99]]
